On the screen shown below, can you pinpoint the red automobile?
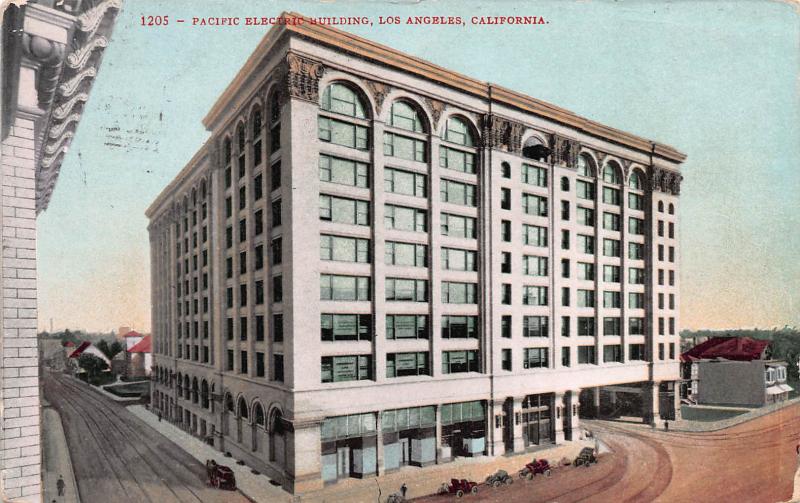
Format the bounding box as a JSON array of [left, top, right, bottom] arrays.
[[206, 459, 236, 490], [519, 458, 552, 480], [437, 478, 479, 497]]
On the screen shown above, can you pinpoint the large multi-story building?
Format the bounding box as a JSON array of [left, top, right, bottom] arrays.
[[147, 12, 685, 494]]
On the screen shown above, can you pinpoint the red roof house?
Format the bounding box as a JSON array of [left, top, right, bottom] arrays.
[[126, 335, 152, 379], [127, 335, 151, 354], [681, 336, 770, 362]]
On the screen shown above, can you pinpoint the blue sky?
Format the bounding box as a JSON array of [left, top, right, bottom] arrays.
[[37, 0, 800, 332]]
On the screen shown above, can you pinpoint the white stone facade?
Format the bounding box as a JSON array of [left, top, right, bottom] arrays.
[[147, 13, 685, 495]]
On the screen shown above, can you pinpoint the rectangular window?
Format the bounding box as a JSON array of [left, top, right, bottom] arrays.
[[318, 116, 369, 150], [523, 348, 549, 369], [240, 284, 248, 307], [603, 212, 620, 231], [439, 146, 476, 174], [669, 222, 675, 239], [273, 314, 283, 342], [561, 229, 570, 250], [386, 352, 430, 378], [578, 345, 596, 364], [628, 192, 643, 210], [321, 235, 371, 263], [384, 132, 427, 162], [522, 285, 548, 306], [386, 241, 427, 267], [561, 316, 571, 337], [522, 224, 548, 247], [603, 291, 621, 308], [629, 217, 645, 235], [603, 265, 621, 283], [501, 188, 511, 210], [603, 238, 621, 257], [254, 174, 263, 200], [441, 282, 477, 304], [321, 355, 373, 383], [629, 318, 645, 336], [603, 344, 622, 363], [522, 193, 548, 216], [320, 195, 370, 226], [577, 206, 595, 226], [578, 262, 595, 281], [255, 281, 264, 305], [441, 316, 478, 339], [578, 317, 595, 337], [501, 220, 511, 242], [254, 210, 264, 236], [629, 267, 645, 284], [561, 200, 570, 220], [602, 187, 621, 206], [562, 347, 571, 367], [603, 317, 621, 336], [501, 252, 511, 273], [255, 245, 264, 270], [271, 199, 282, 227], [562, 258, 570, 278], [384, 167, 426, 197], [629, 293, 645, 309], [271, 237, 282, 265], [240, 350, 248, 374], [273, 276, 283, 303], [501, 316, 512, 339], [441, 213, 476, 239], [501, 284, 511, 304], [386, 278, 428, 302], [386, 315, 428, 339], [658, 220, 664, 237], [273, 354, 284, 382], [441, 350, 479, 374], [385, 204, 427, 232], [226, 350, 234, 371], [576, 180, 595, 200], [578, 234, 595, 254], [522, 255, 548, 276], [319, 154, 370, 188], [441, 247, 477, 271], [629, 344, 646, 361], [577, 289, 595, 308], [522, 316, 549, 337], [271, 161, 281, 190], [320, 314, 372, 341], [669, 270, 675, 286], [629, 242, 644, 260], [522, 164, 548, 187], [502, 349, 512, 371], [562, 287, 570, 307], [256, 352, 265, 377], [440, 179, 477, 207], [320, 274, 371, 301]]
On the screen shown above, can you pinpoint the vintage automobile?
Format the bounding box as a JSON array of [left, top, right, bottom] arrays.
[[519, 458, 552, 480], [574, 447, 598, 467], [485, 469, 514, 487], [437, 478, 479, 497], [205, 459, 236, 490]]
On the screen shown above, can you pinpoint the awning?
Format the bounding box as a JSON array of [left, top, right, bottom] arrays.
[[766, 385, 784, 395], [779, 384, 794, 393]]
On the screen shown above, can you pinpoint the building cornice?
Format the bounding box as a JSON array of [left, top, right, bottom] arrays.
[[203, 11, 686, 164]]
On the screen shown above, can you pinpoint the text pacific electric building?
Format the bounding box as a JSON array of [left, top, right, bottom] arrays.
[[146, 12, 685, 494]]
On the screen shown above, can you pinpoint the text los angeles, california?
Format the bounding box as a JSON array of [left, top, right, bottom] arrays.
[[186, 15, 548, 27]]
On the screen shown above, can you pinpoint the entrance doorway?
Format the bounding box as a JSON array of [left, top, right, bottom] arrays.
[[336, 447, 350, 479]]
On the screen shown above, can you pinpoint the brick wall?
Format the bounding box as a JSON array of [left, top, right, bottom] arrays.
[[1, 116, 42, 501]]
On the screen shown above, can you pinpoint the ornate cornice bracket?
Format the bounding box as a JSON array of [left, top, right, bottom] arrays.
[[282, 51, 325, 104], [482, 114, 524, 153], [551, 134, 581, 168], [366, 80, 390, 116]]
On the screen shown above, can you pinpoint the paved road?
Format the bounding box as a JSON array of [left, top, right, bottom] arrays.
[[43, 371, 250, 503], [415, 404, 800, 502]]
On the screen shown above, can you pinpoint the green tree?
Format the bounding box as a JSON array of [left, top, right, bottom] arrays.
[[96, 340, 112, 359], [109, 341, 124, 359], [78, 353, 108, 382]]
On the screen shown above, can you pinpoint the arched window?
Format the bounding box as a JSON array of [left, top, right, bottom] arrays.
[[237, 122, 246, 152], [192, 377, 199, 403], [238, 397, 249, 419], [658, 201, 664, 212], [629, 170, 644, 190], [321, 83, 367, 118], [270, 91, 281, 124], [522, 136, 550, 161], [200, 180, 207, 200], [252, 106, 262, 138], [191, 188, 197, 206], [668, 203, 675, 214], [201, 380, 209, 409], [389, 100, 424, 133], [561, 177, 570, 191], [603, 162, 622, 184], [443, 116, 474, 146], [223, 137, 232, 165], [254, 403, 265, 427], [225, 393, 234, 412], [501, 161, 511, 178], [577, 154, 595, 177], [183, 375, 190, 397]]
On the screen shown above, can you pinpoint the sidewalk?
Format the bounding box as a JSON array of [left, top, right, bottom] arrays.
[[127, 405, 292, 503], [42, 400, 80, 503]]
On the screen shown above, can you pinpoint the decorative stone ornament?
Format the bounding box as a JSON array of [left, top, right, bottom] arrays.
[[283, 52, 325, 103]]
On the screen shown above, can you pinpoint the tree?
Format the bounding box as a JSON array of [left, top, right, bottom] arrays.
[[96, 340, 112, 359], [109, 341, 124, 359], [78, 353, 108, 381]]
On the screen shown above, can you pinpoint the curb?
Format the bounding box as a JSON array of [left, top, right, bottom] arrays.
[[43, 406, 81, 503]]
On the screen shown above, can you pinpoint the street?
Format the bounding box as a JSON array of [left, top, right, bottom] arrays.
[[415, 405, 800, 502], [42, 371, 250, 503]]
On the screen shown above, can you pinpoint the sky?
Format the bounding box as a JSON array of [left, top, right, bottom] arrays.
[[36, 0, 800, 333]]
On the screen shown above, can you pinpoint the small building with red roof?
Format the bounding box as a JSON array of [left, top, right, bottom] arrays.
[[681, 337, 791, 407], [126, 335, 152, 379]]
